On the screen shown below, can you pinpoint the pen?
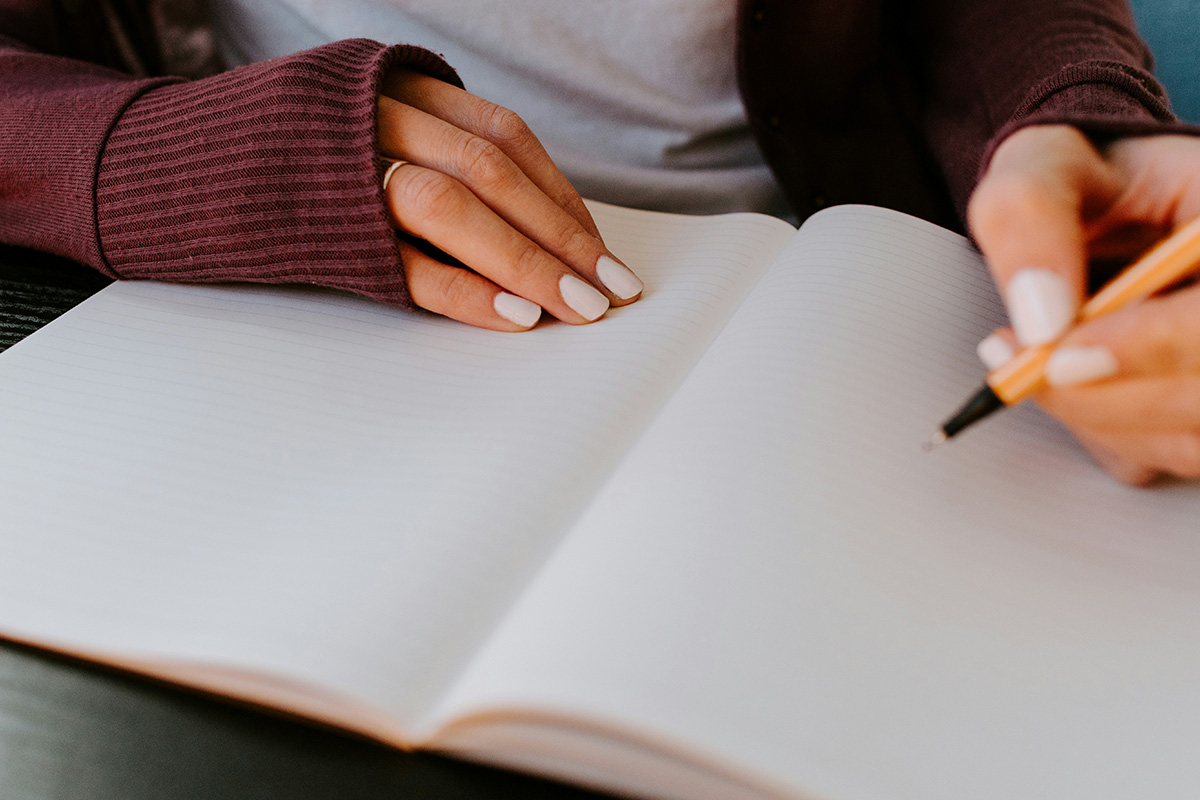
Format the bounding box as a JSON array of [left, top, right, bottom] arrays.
[[926, 212, 1200, 448]]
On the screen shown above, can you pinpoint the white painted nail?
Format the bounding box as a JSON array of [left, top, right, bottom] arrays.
[[1006, 268, 1077, 346], [1045, 346, 1119, 386], [976, 334, 1015, 370], [559, 274, 610, 321], [595, 255, 643, 300], [493, 292, 541, 328]]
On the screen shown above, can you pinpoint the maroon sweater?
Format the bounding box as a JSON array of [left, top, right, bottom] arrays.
[[0, 0, 1193, 309]]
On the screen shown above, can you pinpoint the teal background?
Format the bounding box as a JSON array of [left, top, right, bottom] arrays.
[[1131, 0, 1200, 121]]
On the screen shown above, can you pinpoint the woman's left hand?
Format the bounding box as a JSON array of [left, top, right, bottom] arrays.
[[967, 126, 1200, 484], [374, 68, 642, 331]]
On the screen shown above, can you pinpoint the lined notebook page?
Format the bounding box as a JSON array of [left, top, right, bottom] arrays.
[[0, 201, 794, 729], [434, 206, 1200, 799]]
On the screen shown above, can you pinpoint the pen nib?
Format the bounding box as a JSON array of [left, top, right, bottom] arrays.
[[921, 431, 948, 452]]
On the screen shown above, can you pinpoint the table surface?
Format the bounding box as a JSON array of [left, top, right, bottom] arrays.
[[0, 246, 606, 800]]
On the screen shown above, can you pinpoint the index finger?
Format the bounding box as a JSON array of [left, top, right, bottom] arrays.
[[968, 126, 1120, 346], [385, 163, 610, 324], [377, 96, 643, 306], [382, 69, 603, 241]]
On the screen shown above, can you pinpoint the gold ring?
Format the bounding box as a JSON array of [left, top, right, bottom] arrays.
[[382, 159, 409, 191]]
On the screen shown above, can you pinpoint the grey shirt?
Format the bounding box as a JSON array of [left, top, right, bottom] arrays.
[[209, 0, 789, 216]]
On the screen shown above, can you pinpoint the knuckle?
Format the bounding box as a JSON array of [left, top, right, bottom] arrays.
[[396, 169, 463, 223], [479, 104, 533, 148], [458, 135, 511, 186], [968, 177, 1024, 236], [506, 242, 550, 284], [558, 188, 592, 221], [560, 226, 600, 263], [436, 267, 477, 311], [969, 175, 1062, 237]]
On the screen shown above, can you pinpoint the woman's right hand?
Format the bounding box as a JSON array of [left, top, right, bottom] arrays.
[[377, 69, 643, 331], [969, 127, 1200, 484]]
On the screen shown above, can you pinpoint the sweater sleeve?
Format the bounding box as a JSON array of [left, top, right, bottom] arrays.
[[0, 31, 174, 269], [916, 0, 1198, 216], [2, 14, 460, 309], [96, 38, 460, 309]]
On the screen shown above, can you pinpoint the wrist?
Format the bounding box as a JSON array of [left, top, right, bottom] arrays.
[[96, 39, 460, 308]]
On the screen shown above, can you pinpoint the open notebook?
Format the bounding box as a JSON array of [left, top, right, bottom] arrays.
[[1, 202, 1198, 800]]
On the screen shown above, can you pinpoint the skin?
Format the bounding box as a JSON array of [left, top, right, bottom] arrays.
[[969, 126, 1200, 485], [377, 68, 641, 331], [375, 72, 1199, 484]]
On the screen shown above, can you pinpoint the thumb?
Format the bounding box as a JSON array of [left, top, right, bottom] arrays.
[[968, 126, 1122, 346]]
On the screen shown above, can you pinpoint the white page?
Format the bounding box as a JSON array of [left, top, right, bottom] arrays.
[[433, 206, 1200, 799], [0, 202, 794, 731]]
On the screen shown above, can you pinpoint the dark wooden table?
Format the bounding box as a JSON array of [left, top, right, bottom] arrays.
[[0, 245, 605, 800]]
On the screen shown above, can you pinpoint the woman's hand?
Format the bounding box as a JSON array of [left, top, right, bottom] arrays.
[[968, 126, 1200, 484], [376, 68, 643, 331]]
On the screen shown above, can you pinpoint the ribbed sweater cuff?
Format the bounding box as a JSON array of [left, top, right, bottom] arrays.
[[97, 38, 461, 309], [981, 60, 1200, 176]]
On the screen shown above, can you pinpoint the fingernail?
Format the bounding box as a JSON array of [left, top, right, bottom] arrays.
[[1045, 346, 1119, 386], [493, 292, 542, 328], [595, 255, 643, 300], [976, 333, 1015, 370], [1006, 269, 1076, 346], [559, 274, 610, 321]]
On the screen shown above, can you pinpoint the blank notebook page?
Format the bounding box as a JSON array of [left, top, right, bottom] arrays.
[[0, 202, 794, 726], [436, 206, 1200, 799]]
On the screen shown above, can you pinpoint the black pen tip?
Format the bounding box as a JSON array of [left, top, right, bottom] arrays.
[[936, 384, 1004, 442]]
